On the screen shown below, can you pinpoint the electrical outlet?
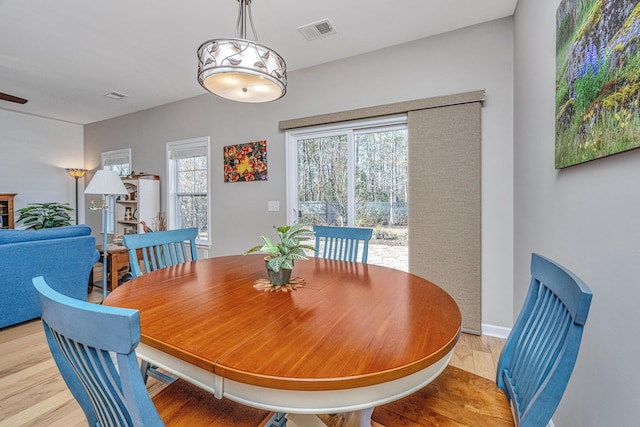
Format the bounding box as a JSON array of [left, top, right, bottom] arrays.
[[267, 201, 280, 212]]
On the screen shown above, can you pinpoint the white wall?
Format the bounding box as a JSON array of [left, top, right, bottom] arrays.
[[0, 109, 85, 224], [85, 17, 515, 329], [514, 0, 640, 425]]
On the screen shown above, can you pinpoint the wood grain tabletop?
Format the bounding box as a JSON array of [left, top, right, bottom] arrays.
[[105, 254, 461, 392]]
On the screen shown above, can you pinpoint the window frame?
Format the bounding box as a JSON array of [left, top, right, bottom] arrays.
[[166, 137, 211, 247], [285, 115, 407, 225]]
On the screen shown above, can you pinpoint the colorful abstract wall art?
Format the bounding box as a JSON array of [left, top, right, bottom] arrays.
[[556, 0, 640, 168], [223, 140, 268, 182]]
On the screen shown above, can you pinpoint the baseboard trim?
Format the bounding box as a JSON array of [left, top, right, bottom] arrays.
[[481, 323, 511, 339]]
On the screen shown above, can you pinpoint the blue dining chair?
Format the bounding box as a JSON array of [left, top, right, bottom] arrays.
[[122, 227, 198, 278], [122, 227, 198, 384], [32, 276, 275, 427], [313, 225, 373, 264], [372, 253, 593, 427]]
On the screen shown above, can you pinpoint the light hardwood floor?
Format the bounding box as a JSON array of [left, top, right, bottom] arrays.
[[0, 284, 505, 427]]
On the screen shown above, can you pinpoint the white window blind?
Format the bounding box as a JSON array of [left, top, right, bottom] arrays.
[[170, 146, 208, 160]]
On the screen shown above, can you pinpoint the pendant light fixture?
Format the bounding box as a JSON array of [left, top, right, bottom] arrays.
[[197, 0, 287, 103]]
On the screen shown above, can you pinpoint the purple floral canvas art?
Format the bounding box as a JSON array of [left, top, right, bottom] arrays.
[[556, 0, 640, 168]]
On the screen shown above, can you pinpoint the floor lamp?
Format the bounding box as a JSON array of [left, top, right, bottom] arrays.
[[84, 170, 127, 301], [66, 168, 87, 224]]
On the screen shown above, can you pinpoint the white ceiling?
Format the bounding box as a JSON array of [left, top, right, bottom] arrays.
[[0, 0, 517, 125]]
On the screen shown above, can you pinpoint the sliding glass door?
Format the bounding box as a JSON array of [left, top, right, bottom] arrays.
[[286, 116, 408, 270]]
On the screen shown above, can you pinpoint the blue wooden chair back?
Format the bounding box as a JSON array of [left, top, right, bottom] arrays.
[[32, 276, 164, 427], [122, 228, 198, 278], [313, 225, 373, 264], [496, 253, 593, 426]]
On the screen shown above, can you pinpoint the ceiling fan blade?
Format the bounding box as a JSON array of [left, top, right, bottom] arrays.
[[0, 92, 28, 104]]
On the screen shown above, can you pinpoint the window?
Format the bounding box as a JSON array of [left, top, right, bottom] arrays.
[[101, 148, 131, 177], [100, 148, 131, 234], [167, 137, 210, 246], [286, 115, 408, 227]]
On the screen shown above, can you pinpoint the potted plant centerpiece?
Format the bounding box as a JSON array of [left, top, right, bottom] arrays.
[[245, 223, 315, 286]]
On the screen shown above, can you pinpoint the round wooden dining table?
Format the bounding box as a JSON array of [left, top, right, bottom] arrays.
[[104, 254, 461, 426]]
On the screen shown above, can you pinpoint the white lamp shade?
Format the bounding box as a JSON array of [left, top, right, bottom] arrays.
[[84, 170, 128, 195]]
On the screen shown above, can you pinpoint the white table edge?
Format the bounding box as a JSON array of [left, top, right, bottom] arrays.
[[137, 342, 453, 414]]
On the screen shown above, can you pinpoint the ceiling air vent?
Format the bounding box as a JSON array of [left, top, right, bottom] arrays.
[[298, 19, 337, 41], [104, 91, 128, 100]]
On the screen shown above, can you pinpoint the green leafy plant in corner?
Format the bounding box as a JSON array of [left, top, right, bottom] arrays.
[[244, 223, 316, 272], [16, 202, 73, 229]]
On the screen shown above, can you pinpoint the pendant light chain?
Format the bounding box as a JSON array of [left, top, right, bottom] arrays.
[[236, 0, 258, 41]]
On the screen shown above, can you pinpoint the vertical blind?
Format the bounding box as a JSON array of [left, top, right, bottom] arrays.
[[408, 102, 482, 333]]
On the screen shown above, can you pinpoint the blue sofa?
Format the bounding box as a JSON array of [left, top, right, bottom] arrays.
[[0, 225, 99, 329]]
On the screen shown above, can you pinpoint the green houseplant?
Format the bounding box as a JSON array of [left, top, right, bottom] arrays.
[[16, 202, 73, 230], [245, 223, 315, 285]]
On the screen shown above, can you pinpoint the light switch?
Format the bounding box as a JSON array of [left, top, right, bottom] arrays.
[[268, 201, 280, 212]]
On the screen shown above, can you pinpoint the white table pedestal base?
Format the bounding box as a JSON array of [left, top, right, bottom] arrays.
[[287, 408, 375, 427]]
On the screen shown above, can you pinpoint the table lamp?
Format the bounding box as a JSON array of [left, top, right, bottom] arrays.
[[84, 170, 128, 301]]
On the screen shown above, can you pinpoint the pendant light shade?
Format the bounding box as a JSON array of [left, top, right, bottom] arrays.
[[198, 0, 286, 103]]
